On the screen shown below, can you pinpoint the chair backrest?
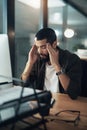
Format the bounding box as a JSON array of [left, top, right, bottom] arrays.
[[80, 60, 87, 97]]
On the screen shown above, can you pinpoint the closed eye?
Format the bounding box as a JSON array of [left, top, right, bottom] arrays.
[[41, 45, 46, 49], [37, 45, 46, 49]]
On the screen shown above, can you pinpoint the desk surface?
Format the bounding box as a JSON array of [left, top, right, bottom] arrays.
[[34, 93, 87, 130], [1, 93, 87, 130], [48, 93, 87, 130], [51, 93, 87, 115]]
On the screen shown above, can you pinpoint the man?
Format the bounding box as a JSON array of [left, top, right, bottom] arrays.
[[21, 28, 82, 99]]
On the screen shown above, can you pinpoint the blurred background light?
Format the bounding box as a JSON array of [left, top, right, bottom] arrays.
[[64, 28, 75, 38], [18, 0, 65, 9], [18, 0, 40, 9]]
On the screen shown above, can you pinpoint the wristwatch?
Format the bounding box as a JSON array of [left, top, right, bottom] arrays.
[[56, 68, 65, 76]]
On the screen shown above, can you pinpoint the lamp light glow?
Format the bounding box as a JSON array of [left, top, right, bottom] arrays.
[[64, 28, 74, 38]]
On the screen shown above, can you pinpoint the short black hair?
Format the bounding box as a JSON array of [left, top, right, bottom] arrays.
[[35, 28, 57, 45]]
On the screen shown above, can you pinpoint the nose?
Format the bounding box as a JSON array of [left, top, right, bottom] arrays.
[[38, 47, 43, 54]]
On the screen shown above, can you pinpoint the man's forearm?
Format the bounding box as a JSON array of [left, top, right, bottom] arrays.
[[54, 64, 70, 91], [58, 73, 70, 91], [21, 61, 33, 81]]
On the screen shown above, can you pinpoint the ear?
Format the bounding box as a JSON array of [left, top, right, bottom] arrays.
[[52, 41, 57, 49]]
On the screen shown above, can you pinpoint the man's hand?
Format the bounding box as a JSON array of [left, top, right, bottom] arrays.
[[47, 43, 70, 91], [47, 43, 60, 70], [21, 45, 38, 81], [28, 45, 38, 65]]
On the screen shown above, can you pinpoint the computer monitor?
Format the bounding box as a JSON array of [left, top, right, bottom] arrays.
[[0, 34, 13, 89]]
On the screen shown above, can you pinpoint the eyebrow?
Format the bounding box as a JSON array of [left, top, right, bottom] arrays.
[[36, 45, 46, 48]]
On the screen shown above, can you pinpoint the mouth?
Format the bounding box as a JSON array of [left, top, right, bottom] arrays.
[[40, 54, 47, 58], [40, 54, 49, 62]]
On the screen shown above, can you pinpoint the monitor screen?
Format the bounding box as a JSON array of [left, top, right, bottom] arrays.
[[0, 34, 13, 89]]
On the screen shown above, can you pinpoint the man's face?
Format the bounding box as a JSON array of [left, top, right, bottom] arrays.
[[35, 39, 49, 62]]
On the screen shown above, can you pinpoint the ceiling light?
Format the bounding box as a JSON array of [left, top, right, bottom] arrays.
[[18, 0, 40, 9], [64, 28, 74, 38]]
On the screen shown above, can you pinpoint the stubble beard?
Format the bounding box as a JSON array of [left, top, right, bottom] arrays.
[[40, 54, 50, 63]]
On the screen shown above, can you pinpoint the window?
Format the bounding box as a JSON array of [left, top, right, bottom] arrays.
[[15, 0, 41, 78], [48, 0, 87, 53]]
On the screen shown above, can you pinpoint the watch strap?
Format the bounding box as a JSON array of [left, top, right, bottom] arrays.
[[56, 68, 65, 76]]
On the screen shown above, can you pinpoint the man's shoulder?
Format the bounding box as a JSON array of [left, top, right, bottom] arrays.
[[58, 47, 81, 68], [59, 47, 80, 60]]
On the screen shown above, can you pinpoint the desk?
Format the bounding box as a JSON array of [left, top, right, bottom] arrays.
[[30, 93, 87, 130], [47, 93, 87, 130], [1, 93, 87, 130]]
